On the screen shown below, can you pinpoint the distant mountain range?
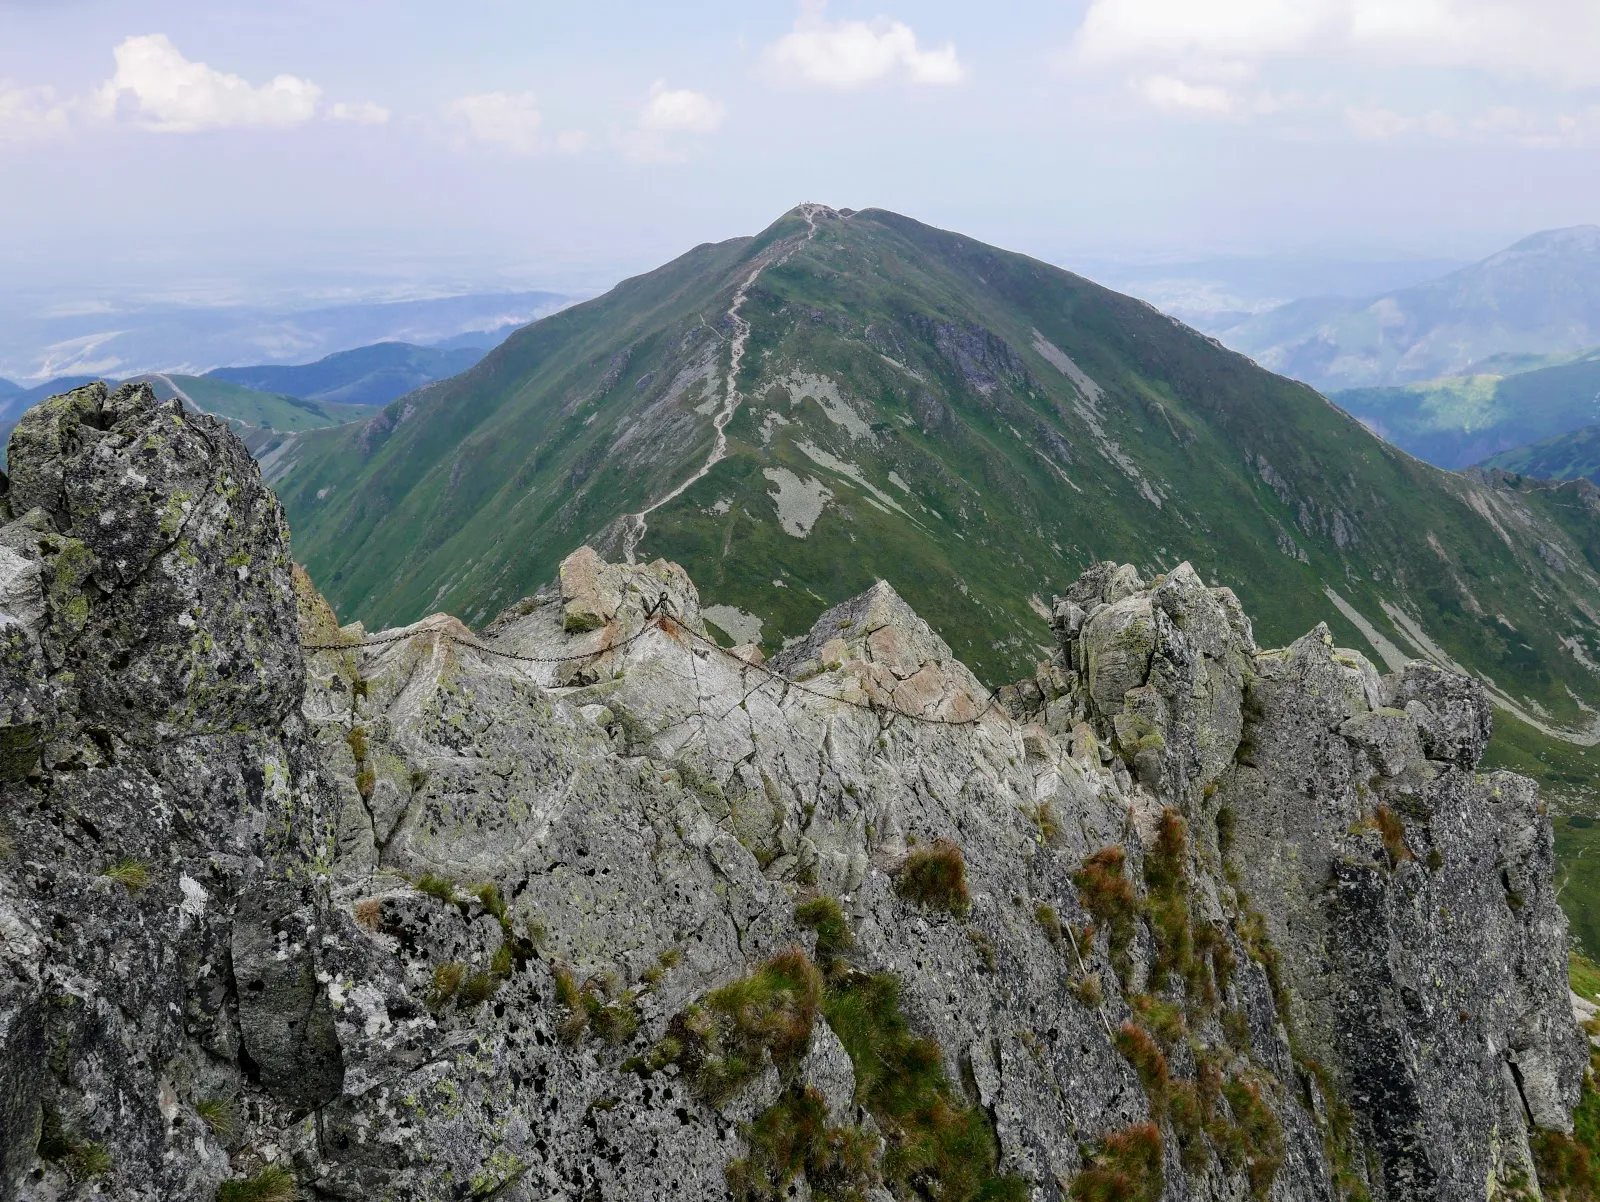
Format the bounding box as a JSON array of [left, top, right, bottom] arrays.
[[0, 289, 567, 383], [0, 338, 504, 467], [1331, 349, 1600, 469], [1218, 226, 1600, 392], [208, 341, 488, 408]]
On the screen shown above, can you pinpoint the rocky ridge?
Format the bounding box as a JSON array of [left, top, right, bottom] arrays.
[[0, 383, 1589, 1201]]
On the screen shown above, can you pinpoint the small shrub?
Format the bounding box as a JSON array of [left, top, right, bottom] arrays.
[[345, 726, 369, 762], [1069, 1122, 1164, 1202], [795, 895, 854, 960], [355, 767, 376, 800], [196, 1097, 238, 1140], [1074, 846, 1137, 983], [414, 872, 456, 904], [105, 858, 150, 892], [1034, 903, 1063, 946], [218, 1162, 296, 1202], [490, 941, 515, 978], [897, 838, 972, 916]]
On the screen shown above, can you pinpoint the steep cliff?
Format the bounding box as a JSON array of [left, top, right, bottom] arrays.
[[0, 386, 1588, 1201]]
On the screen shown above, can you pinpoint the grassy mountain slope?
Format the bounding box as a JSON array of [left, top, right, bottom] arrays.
[[1224, 226, 1600, 391], [1483, 422, 1600, 484], [277, 207, 1600, 754], [1335, 349, 1600, 469], [207, 341, 487, 408], [134, 374, 380, 432]]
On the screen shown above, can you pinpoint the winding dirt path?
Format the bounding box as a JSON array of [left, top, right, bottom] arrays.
[[621, 205, 824, 563]]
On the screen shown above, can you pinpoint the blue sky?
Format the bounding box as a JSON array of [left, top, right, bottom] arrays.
[[4, 0, 1600, 303]]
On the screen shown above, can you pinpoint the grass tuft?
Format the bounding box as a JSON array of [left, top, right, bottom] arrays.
[[724, 1085, 878, 1202], [1074, 846, 1137, 983], [795, 895, 854, 960], [429, 961, 466, 1008], [413, 872, 457, 904], [1535, 1049, 1600, 1201], [1223, 1076, 1285, 1200], [196, 1097, 239, 1140], [1368, 804, 1414, 865], [1068, 1122, 1163, 1202], [824, 968, 1028, 1202], [67, 1141, 112, 1181], [353, 898, 382, 931], [896, 837, 972, 916], [105, 858, 150, 892], [218, 1162, 296, 1202], [1113, 1022, 1169, 1112], [1034, 903, 1063, 946]]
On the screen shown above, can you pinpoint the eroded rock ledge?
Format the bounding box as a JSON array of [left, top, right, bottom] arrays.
[[0, 384, 1587, 1201]]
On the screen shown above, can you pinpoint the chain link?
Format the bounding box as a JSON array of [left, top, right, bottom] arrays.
[[305, 593, 1004, 728]]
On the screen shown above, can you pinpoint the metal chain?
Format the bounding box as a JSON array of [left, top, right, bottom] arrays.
[[304, 593, 1004, 729]]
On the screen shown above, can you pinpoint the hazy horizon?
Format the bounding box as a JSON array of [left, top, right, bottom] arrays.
[[5, 0, 1599, 313]]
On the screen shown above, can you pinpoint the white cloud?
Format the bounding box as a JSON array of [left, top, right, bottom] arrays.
[[640, 83, 725, 133], [446, 91, 545, 152], [766, 4, 964, 89], [95, 34, 322, 131], [0, 83, 69, 144], [1074, 0, 1600, 87], [331, 101, 390, 126], [1137, 75, 1235, 113], [1345, 105, 1460, 140]]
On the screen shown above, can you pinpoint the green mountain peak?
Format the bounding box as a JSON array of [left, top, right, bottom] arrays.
[[276, 206, 1600, 772]]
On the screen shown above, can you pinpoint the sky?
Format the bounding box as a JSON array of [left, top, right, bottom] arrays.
[[4, 0, 1600, 308]]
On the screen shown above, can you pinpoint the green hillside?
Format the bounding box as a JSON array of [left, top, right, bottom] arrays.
[[1335, 348, 1600, 469], [1483, 422, 1600, 484], [206, 341, 487, 408], [276, 204, 1600, 784], [137, 373, 380, 432]]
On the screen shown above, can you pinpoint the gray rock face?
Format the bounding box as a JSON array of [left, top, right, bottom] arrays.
[[0, 390, 1585, 1201]]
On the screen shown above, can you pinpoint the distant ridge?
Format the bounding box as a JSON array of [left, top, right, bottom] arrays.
[[1221, 225, 1600, 391]]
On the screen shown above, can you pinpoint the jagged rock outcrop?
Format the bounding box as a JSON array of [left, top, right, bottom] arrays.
[[0, 382, 338, 1200], [0, 390, 1587, 1201]]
